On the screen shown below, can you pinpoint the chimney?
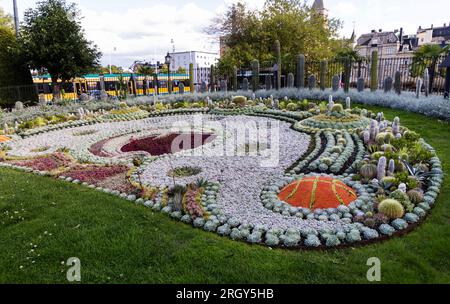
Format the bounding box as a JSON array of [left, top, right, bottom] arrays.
[[444, 23, 447, 27], [379, 29, 382, 32], [431, 24, 433, 29], [399, 28, 404, 44], [371, 29, 376, 33], [419, 25, 422, 30]]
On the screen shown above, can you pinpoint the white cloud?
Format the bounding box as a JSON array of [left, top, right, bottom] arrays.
[[79, 2, 219, 68]]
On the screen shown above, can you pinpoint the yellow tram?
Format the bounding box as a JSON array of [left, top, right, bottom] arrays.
[[33, 73, 191, 102]]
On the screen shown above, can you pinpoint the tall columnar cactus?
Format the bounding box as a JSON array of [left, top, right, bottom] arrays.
[[220, 80, 227, 93], [189, 63, 194, 93], [377, 156, 387, 180], [370, 120, 379, 141], [332, 75, 340, 91], [232, 66, 238, 91], [370, 50, 379, 92], [344, 59, 352, 93], [274, 40, 281, 90], [320, 60, 327, 91], [201, 81, 207, 93], [265, 75, 272, 90], [242, 78, 249, 91], [287, 73, 294, 88], [357, 78, 365, 92], [210, 65, 215, 92], [423, 68, 430, 97], [296, 54, 305, 88], [308, 75, 316, 90], [394, 71, 402, 95], [328, 95, 334, 111], [388, 159, 395, 176], [416, 78, 422, 98], [251, 59, 260, 92], [179, 83, 185, 94], [345, 97, 351, 109], [384, 77, 393, 93]]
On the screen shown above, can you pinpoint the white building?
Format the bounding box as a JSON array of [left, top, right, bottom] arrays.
[[169, 51, 219, 85]]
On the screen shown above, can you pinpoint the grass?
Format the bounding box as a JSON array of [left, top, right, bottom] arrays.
[[0, 104, 449, 284]]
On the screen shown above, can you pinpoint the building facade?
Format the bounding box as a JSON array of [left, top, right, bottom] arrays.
[[169, 51, 219, 85]]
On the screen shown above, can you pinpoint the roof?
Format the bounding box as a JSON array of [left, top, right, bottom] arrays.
[[357, 31, 399, 46], [312, 0, 325, 10], [169, 51, 218, 56]]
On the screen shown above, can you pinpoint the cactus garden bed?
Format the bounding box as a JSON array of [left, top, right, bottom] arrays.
[[0, 98, 444, 251]]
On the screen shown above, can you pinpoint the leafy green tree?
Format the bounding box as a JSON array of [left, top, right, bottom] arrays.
[[176, 67, 187, 74], [0, 8, 37, 107], [209, 0, 345, 78], [18, 0, 101, 100], [411, 44, 449, 92], [137, 65, 155, 76], [98, 65, 124, 74]]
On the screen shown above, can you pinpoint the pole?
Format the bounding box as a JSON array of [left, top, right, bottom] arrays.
[[13, 0, 19, 37]]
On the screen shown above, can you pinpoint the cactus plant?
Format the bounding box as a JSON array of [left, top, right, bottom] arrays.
[[370, 50, 378, 92], [210, 65, 215, 92], [394, 71, 402, 95], [242, 78, 249, 91], [287, 73, 294, 88], [423, 68, 430, 97], [179, 83, 185, 94], [220, 80, 227, 93], [189, 63, 194, 93], [345, 97, 351, 109], [384, 77, 393, 93], [274, 40, 281, 90], [407, 189, 424, 204], [332, 75, 339, 91], [265, 75, 272, 90], [378, 199, 405, 219], [377, 156, 387, 180], [232, 96, 247, 107], [331, 104, 343, 113], [232, 66, 238, 91], [296, 54, 305, 88], [343, 59, 351, 92], [416, 78, 422, 98], [308, 75, 316, 90], [357, 77, 365, 92], [251, 59, 260, 92], [360, 163, 377, 179], [388, 159, 395, 176], [320, 60, 327, 91]]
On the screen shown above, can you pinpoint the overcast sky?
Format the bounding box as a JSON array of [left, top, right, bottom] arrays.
[[1, 0, 449, 69]]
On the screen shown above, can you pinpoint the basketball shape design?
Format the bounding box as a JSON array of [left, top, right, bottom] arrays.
[[278, 176, 357, 209], [0, 135, 10, 143]]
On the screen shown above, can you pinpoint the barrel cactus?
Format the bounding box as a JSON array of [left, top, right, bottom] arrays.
[[360, 163, 377, 179], [378, 199, 405, 219], [232, 96, 247, 107], [407, 189, 424, 204]]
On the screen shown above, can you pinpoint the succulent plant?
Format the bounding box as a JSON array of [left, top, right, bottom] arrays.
[[331, 104, 344, 113], [378, 199, 405, 219], [377, 156, 387, 180], [407, 189, 424, 204], [360, 163, 377, 179], [370, 50, 378, 92], [296, 54, 305, 88], [389, 189, 414, 212]]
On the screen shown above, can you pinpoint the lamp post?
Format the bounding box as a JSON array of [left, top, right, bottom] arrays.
[[165, 52, 172, 94], [13, 0, 19, 37]]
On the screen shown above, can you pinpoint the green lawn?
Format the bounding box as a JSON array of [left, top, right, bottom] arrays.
[[0, 104, 449, 284]]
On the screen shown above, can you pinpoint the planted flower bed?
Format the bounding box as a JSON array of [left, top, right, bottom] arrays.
[[0, 96, 443, 249]]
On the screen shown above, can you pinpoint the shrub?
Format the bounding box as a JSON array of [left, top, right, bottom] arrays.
[[378, 199, 405, 219], [232, 96, 247, 107]]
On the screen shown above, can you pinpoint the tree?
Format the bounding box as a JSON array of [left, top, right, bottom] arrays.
[[0, 8, 13, 30], [137, 65, 155, 76], [18, 0, 101, 100], [411, 44, 449, 92], [98, 65, 124, 74], [208, 0, 344, 78], [176, 67, 187, 74], [0, 8, 37, 108]]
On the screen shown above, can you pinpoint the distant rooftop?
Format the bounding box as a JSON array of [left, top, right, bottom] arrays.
[[357, 30, 398, 46]]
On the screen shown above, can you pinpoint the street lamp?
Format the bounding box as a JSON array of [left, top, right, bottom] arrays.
[[165, 52, 172, 94]]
